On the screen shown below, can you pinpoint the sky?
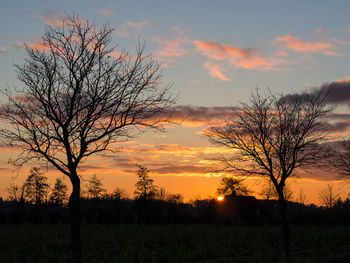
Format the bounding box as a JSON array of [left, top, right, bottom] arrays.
[[0, 1, 350, 204]]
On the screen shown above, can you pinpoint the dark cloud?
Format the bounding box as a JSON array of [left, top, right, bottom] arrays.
[[284, 79, 350, 106]]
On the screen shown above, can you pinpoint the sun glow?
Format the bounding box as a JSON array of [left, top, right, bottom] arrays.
[[217, 196, 224, 201]]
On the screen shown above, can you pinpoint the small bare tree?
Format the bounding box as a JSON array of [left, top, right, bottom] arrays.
[[0, 14, 174, 263], [206, 89, 330, 257], [318, 184, 339, 208]]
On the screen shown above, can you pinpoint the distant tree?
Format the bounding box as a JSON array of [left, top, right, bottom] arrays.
[[155, 187, 183, 203], [86, 174, 106, 199], [259, 180, 276, 200], [50, 178, 68, 205], [216, 176, 250, 197], [0, 14, 174, 262], [7, 183, 20, 202], [111, 187, 129, 200], [297, 187, 307, 205], [23, 167, 49, 205], [134, 165, 158, 200], [206, 89, 331, 257], [318, 184, 340, 208]]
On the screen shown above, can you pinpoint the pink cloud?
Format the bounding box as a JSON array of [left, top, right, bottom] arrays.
[[117, 21, 148, 38], [97, 9, 114, 16], [11, 41, 48, 51], [194, 40, 277, 70], [0, 47, 8, 53], [204, 62, 230, 81], [276, 34, 339, 55], [156, 38, 188, 58], [345, 25, 350, 34]]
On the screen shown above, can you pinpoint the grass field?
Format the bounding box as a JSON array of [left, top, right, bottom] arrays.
[[0, 224, 349, 263]]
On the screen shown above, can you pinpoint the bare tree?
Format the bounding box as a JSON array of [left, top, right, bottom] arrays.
[[206, 89, 330, 257], [297, 187, 307, 205], [318, 184, 339, 208], [0, 14, 174, 263], [85, 174, 106, 199], [333, 140, 350, 178]]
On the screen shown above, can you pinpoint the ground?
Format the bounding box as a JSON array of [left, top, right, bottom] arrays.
[[0, 224, 349, 262]]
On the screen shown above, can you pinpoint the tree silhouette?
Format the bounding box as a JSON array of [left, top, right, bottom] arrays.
[[7, 183, 21, 202], [0, 14, 174, 263], [216, 176, 250, 197], [318, 184, 339, 208], [23, 167, 49, 205], [50, 177, 68, 205], [86, 174, 106, 199], [206, 89, 330, 258], [134, 165, 158, 200]]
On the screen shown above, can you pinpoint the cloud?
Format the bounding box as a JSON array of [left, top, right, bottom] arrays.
[[345, 25, 350, 34], [26, 10, 65, 27], [116, 21, 148, 38], [194, 40, 280, 70], [158, 105, 240, 127], [97, 9, 114, 16], [0, 47, 8, 53], [316, 28, 327, 34], [154, 26, 192, 67], [11, 41, 48, 51], [204, 62, 230, 81], [276, 34, 339, 56]]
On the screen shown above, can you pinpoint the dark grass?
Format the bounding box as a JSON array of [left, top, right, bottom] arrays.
[[0, 224, 349, 263]]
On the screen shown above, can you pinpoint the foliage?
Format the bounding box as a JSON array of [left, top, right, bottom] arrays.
[[134, 165, 158, 200], [23, 167, 49, 205], [216, 176, 251, 196]]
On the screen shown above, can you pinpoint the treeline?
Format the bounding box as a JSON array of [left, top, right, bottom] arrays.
[[1, 167, 349, 225]]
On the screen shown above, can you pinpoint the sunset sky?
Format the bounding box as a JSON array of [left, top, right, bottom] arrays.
[[1, 1, 350, 204]]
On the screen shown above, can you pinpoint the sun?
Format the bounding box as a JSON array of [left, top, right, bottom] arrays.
[[217, 196, 224, 201]]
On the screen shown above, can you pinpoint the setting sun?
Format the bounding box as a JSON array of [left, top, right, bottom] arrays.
[[217, 196, 224, 201]]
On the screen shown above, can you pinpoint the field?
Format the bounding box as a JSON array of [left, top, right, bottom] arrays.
[[0, 224, 349, 263]]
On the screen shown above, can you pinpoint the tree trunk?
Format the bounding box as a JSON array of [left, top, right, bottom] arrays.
[[278, 191, 290, 259], [69, 174, 82, 263]]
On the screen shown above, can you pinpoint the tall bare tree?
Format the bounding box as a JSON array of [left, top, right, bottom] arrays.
[[0, 14, 174, 263], [206, 89, 330, 257]]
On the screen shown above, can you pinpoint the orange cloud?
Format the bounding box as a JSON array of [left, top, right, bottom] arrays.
[[194, 40, 278, 70], [276, 35, 339, 55], [97, 9, 114, 16], [204, 62, 230, 81], [0, 47, 8, 53]]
